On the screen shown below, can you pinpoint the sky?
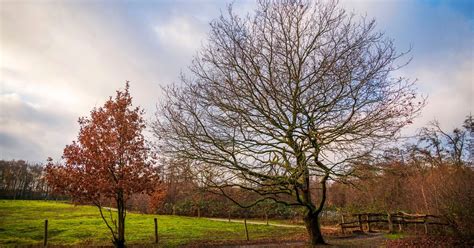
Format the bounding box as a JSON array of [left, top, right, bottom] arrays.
[[0, 0, 473, 163]]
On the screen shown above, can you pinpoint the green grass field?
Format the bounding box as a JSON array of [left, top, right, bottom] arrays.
[[0, 200, 304, 247]]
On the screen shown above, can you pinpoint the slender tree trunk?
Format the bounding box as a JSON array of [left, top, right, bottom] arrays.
[[114, 193, 126, 248], [421, 184, 429, 212], [304, 211, 325, 245], [265, 211, 268, 225]]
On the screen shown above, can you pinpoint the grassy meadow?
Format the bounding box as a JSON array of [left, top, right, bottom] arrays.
[[0, 200, 304, 247]]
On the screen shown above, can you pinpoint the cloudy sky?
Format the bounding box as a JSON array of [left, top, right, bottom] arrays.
[[1, 0, 473, 162]]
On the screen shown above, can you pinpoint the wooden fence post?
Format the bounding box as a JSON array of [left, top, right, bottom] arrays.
[[358, 214, 363, 232], [244, 217, 249, 241], [423, 216, 428, 234], [340, 214, 345, 234], [387, 213, 394, 234], [228, 210, 231, 222], [398, 212, 403, 232], [154, 218, 158, 244], [44, 219, 48, 247], [367, 214, 373, 232]]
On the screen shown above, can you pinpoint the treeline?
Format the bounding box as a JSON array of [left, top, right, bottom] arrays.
[[327, 116, 474, 237], [0, 160, 52, 199]]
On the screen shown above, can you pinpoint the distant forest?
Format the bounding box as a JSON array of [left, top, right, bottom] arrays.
[[0, 160, 53, 200]]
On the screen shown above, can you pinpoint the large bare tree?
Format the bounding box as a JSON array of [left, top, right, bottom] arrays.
[[154, 1, 423, 244]]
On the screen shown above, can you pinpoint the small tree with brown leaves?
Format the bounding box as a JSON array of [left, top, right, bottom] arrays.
[[154, 1, 423, 245], [46, 83, 158, 248]]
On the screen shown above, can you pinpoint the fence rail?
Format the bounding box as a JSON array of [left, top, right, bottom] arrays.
[[339, 211, 450, 234]]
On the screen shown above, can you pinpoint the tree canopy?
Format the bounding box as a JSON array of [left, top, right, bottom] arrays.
[[155, 1, 423, 244]]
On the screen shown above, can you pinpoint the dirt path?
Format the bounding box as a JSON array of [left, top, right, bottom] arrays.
[[186, 229, 388, 248], [209, 233, 387, 247], [207, 217, 305, 228], [327, 233, 388, 247]]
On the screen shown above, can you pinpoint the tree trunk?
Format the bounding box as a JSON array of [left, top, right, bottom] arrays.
[[304, 211, 325, 245], [114, 194, 126, 248], [301, 171, 329, 246]]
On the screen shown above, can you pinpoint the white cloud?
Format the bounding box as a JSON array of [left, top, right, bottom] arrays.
[[0, 91, 76, 161], [412, 58, 473, 130], [154, 16, 206, 53], [0, 1, 169, 161]]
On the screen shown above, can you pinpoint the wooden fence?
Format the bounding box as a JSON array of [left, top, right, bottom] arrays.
[[339, 212, 450, 234], [41, 216, 253, 246]]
